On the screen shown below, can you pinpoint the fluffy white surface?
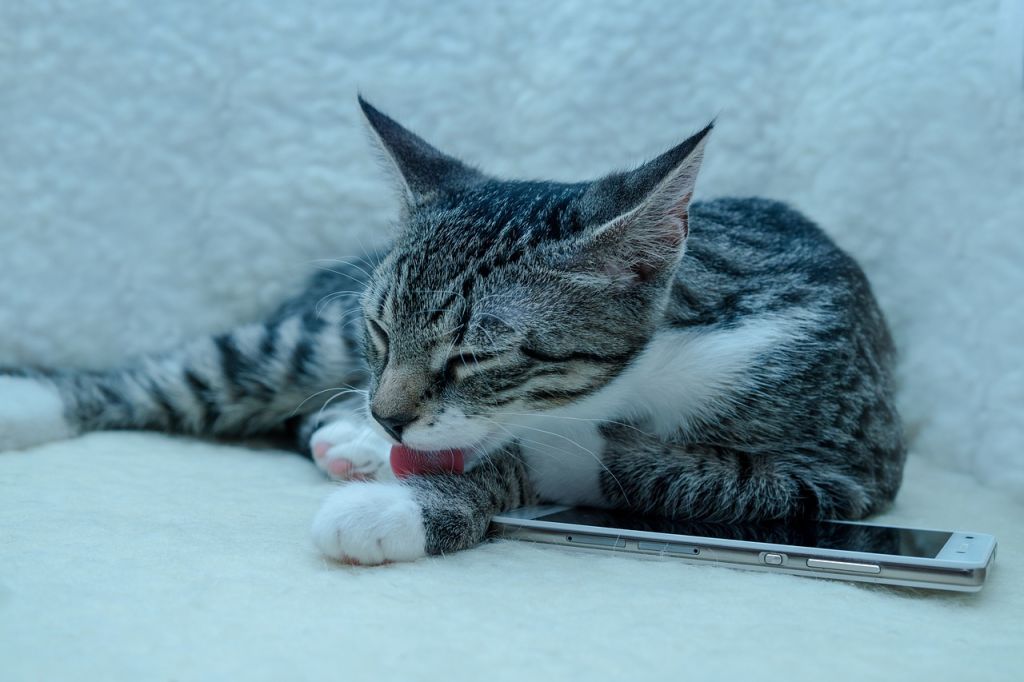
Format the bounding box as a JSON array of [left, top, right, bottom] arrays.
[[0, 434, 1021, 681], [1, 1, 1023, 678], [0, 0, 1021, 495]]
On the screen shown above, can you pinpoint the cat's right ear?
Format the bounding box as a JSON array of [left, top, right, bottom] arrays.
[[358, 96, 483, 209], [569, 122, 712, 286]]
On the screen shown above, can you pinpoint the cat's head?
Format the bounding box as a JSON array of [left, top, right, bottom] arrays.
[[356, 97, 710, 462]]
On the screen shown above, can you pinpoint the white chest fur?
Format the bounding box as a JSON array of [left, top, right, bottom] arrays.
[[509, 316, 804, 506], [517, 418, 608, 506]]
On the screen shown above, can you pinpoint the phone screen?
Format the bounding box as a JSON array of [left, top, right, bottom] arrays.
[[535, 507, 952, 558]]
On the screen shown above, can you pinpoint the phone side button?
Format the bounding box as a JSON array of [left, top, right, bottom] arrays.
[[567, 534, 626, 548], [806, 558, 881, 574], [638, 541, 701, 556], [761, 552, 786, 565]]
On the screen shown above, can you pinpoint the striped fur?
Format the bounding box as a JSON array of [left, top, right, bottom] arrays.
[[2, 276, 371, 446]]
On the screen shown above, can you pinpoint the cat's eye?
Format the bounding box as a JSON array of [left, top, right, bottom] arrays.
[[366, 319, 389, 355], [444, 350, 506, 382], [444, 352, 476, 380]]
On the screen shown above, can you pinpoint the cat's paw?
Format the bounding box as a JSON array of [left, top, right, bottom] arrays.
[[311, 482, 427, 565], [309, 417, 393, 481], [0, 377, 74, 451]]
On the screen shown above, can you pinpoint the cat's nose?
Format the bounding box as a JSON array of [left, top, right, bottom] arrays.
[[371, 410, 417, 442]]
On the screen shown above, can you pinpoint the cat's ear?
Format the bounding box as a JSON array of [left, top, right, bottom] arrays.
[[574, 122, 712, 285], [358, 96, 483, 208]]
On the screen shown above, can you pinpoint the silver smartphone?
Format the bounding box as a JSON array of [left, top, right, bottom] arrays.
[[491, 506, 997, 592]]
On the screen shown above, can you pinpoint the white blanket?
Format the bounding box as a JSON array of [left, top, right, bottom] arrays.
[[0, 434, 1020, 680]]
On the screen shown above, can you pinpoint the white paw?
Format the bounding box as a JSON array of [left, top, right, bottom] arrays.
[[0, 377, 74, 451], [311, 483, 428, 565], [309, 416, 393, 481]]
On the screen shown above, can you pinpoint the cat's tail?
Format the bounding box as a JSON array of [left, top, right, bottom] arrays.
[[0, 373, 76, 450], [0, 309, 367, 452]]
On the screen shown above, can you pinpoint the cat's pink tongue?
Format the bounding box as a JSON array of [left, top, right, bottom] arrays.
[[390, 445, 464, 478]]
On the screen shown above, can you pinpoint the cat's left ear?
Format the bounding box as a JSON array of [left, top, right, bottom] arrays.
[[574, 122, 712, 285], [358, 96, 484, 209]]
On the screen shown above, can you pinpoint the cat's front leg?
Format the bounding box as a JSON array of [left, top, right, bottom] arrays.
[[311, 445, 534, 564], [597, 423, 876, 521]]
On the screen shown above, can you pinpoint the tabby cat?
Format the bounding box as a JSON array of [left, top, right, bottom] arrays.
[[0, 97, 905, 564]]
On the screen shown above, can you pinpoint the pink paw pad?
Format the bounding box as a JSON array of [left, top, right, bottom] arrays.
[[326, 457, 354, 478], [312, 442, 331, 460]]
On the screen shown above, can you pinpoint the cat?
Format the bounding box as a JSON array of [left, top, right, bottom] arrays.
[[0, 96, 906, 564]]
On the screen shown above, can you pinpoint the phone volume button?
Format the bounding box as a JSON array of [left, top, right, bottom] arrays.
[[566, 534, 625, 548], [806, 558, 881, 574], [638, 541, 701, 556]]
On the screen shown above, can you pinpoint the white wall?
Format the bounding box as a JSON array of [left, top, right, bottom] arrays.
[[1, 0, 1022, 497]]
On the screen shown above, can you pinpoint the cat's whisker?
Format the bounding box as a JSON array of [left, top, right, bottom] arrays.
[[314, 290, 364, 317], [311, 269, 369, 294], [291, 385, 367, 417], [477, 420, 611, 495], [323, 305, 369, 326], [473, 417, 546, 478], [316, 299, 363, 322], [488, 410, 654, 437], [315, 388, 368, 424], [473, 414, 631, 504], [310, 265, 372, 289], [290, 387, 349, 417], [467, 346, 482, 372], [502, 419, 630, 503], [310, 258, 377, 282], [440, 335, 458, 367], [339, 230, 384, 267]]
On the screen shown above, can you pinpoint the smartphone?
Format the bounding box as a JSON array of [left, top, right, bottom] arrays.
[[490, 506, 997, 592]]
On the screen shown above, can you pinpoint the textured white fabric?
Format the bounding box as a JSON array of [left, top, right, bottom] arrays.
[[0, 1, 1021, 495], [0, 434, 1020, 681], [1, 1, 1023, 678]]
